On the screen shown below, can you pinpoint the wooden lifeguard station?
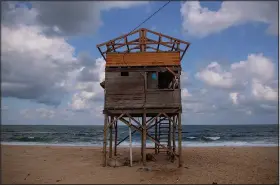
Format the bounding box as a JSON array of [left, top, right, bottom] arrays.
[[97, 28, 190, 167]]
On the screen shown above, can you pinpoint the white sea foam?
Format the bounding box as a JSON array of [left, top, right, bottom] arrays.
[[204, 136, 220, 141], [1, 140, 277, 147]]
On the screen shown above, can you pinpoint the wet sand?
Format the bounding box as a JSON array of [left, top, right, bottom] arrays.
[[1, 145, 279, 184]]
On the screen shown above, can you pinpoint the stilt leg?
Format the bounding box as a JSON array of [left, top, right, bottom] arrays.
[[114, 119, 118, 156], [109, 116, 113, 158], [155, 117, 158, 154], [103, 114, 108, 167], [178, 113, 182, 167], [142, 113, 146, 166], [172, 116, 176, 154]]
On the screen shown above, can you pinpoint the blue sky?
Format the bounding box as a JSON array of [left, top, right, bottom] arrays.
[[1, 1, 278, 125]]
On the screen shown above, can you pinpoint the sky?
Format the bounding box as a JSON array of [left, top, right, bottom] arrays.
[[1, 1, 279, 125]]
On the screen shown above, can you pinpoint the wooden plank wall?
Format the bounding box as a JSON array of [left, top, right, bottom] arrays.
[[105, 72, 145, 108], [145, 90, 181, 107], [105, 71, 181, 109], [106, 52, 180, 67]]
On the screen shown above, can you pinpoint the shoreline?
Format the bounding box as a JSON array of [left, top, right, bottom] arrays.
[[1, 145, 278, 184], [1, 141, 278, 147]]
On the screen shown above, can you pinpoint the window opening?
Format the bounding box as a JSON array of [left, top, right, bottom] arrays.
[[146, 71, 179, 90], [158, 71, 174, 89], [147, 72, 158, 89], [121, 72, 129, 76]]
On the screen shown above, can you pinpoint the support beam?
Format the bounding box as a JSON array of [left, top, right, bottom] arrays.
[[109, 116, 113, 158], [104, 113, 124, 132], [162, 113, 177, 127], [146, 113, 162, 128], [172, 116, 176, 154], [103, 114, 108, 167], [126, 114, 142, 127], [114, 119, 118, 156], [142, 112, 147, 166], [155, 117, 158, 154], [178, 113, 182, 167], [168, 118, 171, 155], [119, 117, 178, 157], [129, 118, 133, 167], [116, 130, 137, 146]]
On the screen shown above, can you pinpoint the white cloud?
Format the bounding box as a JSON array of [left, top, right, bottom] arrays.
[[251, 79, 278, 101], [180, 1, 278, 37], [99, 1, 148, 11], [196, 62, 235, 88], [197, 54, 277, 93], [195, 53, 278, 118], [229, 92, 239, 105], [182, 88, 192, 99], [231, 53, 275, 83], [69, 58, 105, 111], [1, 24, 78, 105]]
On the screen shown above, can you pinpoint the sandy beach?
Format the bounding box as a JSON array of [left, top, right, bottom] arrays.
[[1, 145, 278, 184]]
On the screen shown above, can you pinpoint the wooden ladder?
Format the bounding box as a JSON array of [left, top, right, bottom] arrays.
[[158, 117, 171, 153]]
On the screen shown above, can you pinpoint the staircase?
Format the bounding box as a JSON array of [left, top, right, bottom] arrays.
[[158, 117, 171, 153], [147, 117, 171, 154]]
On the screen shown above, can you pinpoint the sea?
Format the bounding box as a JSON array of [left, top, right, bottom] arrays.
[[1, 124, 278, 147]]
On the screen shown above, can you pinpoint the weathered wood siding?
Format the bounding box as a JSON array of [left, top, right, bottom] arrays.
[[145, 90, 181, 107], [106, 52, 180, 67], [105, 71, 181, 109], [105, 72, 145, 108]]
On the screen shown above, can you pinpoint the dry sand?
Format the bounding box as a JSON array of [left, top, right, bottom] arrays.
[[1, 145, 279, 184]]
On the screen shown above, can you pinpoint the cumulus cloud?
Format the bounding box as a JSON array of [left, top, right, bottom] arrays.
[[1, 24, 78, 105], [180, 1, 278, 37], [195, 53, 278, 117], [2, 1, 149, 36], [251, 80, 278, 101], [196, 62, 235, 89], [196, 53, 277, 92], [1, 2, 111, 107], [68, 57, 105, 112]]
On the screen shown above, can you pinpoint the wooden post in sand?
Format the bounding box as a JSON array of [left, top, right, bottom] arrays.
[[142, 112, 147, 166], [109, 116, 113, 158], [172, 116, 176, 154], [155, 117, 158, 154], [103, 114, 108, 167], [129, 118, 133, 167], [168, 118, 172, 155], [114, 119, 118, 156], [178, 113, 182, 167]]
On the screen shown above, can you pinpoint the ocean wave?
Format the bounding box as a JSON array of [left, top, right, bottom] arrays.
[[10, 136, 52, 142], [185, 136, 221, 141], [187, 137, 197, 139], [203, 136, 220, 141]]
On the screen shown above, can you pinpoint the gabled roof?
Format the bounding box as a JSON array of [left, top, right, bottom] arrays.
[[96, 28, 190, 61]]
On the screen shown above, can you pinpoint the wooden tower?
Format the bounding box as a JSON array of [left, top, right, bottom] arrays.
[[97, 28, 190, 167]]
